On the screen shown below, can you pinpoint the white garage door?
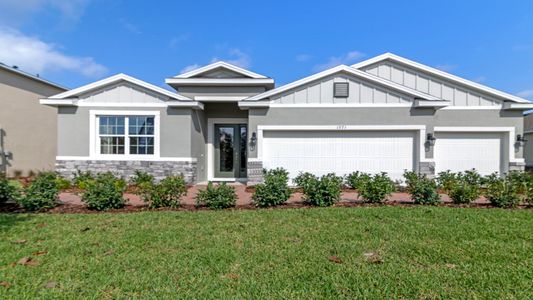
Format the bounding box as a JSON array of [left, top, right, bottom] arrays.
[[434, 132, 502, 176], [262, 131, 415, 182]]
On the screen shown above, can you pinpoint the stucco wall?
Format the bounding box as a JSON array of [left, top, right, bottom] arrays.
[[0, 68, 65, 176], [57, 106, 193, 158], [247, 107, 523, 171]]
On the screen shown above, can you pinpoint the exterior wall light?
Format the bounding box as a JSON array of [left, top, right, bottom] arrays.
[[426, 133, 436, 147], [517, 134, 527, 147], [250, 132, 257, 150]]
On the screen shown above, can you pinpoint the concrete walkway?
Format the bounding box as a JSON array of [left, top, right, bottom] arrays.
[[59, 184, 489, 207]]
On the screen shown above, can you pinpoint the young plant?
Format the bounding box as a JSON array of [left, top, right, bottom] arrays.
[[484, 173, 520, 208], [73, 170, 95, 190], [295, 172, 343, 207], [142, 175, 187, 208], [436, 170, 458, 193], [357, 172, 396, 203], [130, 170, 155, 187], [345, 171, 371, 190], [195, 182, 237, 209], [403, 171, 440, 205], [0, 173, 19, 203], [81, 172, 126, 210], [17, 172, 59, 211], [252, 168, 292, 207]]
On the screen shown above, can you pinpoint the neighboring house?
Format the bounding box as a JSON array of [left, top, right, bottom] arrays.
[[523, 113, 533, 169], [0, 63, 67, 177], [41, 54, 533, 184]]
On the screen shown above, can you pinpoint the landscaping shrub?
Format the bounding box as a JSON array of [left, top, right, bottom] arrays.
[[252, 168, 292, 207], [141, 175, 187, 208], [507, 171, 532, 195], [73, 170, 95, 190], [345, 171, 371, 190], [195, 182, 237, 209], [483, 173, 520, 208], [0, 173, 19, 203], [81, 172, 126, 210], [54, 176, 71, 190], [436, 170, 458, 193], [294, 172, 343, 207], [357, 172, 396, 203], [403, 171, 440, 205], [448, 173, 482, 204], [17, 172, 59, 211], [130, 170, 155, 188]]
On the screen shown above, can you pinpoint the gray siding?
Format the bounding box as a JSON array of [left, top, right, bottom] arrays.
[[177, 86, 266, 99], [361, 61, 501, 106]]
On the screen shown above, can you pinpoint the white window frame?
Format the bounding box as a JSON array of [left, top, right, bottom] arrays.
[[90, 110, 160, 159]]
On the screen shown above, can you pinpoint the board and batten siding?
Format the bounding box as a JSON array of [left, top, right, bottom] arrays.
[[78, 82, 169, 104], [270, 75, 412, 104], [361, 62, 500, 106]]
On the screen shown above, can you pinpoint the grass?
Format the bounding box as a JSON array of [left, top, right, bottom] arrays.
[[0, 206, 532, 299]]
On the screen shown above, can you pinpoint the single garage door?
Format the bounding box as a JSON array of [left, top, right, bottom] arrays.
[[434, 132, 502, 176], [262, 131, 415, 182]]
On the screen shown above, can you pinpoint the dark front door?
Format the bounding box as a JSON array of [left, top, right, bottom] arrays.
[[214, 124, 247, 178]]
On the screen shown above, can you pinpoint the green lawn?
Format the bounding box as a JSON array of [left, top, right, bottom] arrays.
[[1, 207, 532, 299]]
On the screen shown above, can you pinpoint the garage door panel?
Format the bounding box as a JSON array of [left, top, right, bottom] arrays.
[[262, 130, 415, 182], [434, 133, 502, 176]]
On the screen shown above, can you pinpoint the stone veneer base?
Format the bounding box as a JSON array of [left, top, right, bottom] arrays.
[[246, 160, 263, 185], [56, 160, 197, 183]]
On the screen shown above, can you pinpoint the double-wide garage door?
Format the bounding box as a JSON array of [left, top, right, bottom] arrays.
[[262, 131, 415, 181]]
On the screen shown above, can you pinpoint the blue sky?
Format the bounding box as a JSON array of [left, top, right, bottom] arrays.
[[1, 0, 533, 99]]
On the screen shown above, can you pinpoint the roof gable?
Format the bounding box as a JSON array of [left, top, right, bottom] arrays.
[[48, 73, 191, 101], [174, 61, 268, 79], [245, 65, 441, 102], [352, 53, 530, 104]]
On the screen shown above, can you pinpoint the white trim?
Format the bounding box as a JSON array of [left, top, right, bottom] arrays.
[[194, 96, 248, 101], [245, 65, 440, 101], [56, 156, 197, 162], [503, 102, 533, 110], [174, 61, 268, 79], [209, 178, 248, 182], [352, 53, 530, 104], [48, 73, 192, 101], [440, 106, 502, 110], [165, 78, 274, 86], [433, 126, 523, 164], [207, 118, 248, 181], [39, 99, 76, 106], [89, 110, 161, 160], [256, 125, 430, 164], [267, 103, 413, 108], [414, 99, 450, 108]]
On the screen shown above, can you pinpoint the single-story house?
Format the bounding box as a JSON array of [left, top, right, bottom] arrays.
[[41, 53, 533, 184], [0, 63, 67, 177]]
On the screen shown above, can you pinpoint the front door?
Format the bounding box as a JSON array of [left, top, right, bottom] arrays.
[[214, 124, 247, 178]]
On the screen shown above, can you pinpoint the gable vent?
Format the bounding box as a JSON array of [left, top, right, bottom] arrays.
[[334, 82, 349, 98]]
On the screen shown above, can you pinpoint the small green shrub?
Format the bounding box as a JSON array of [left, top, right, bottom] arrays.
[[55, 176, 71, 190], [447, 170, 483, 204], [142, 175, 187, 208], [196, 182, 237, 209], [484, 173, 520, 208], [81, 172, 126, 210], [130, 170, 155, 187], [294, 172, 343, 207], [252, 168, 292, 207], [73, 170, 95, 190], [357, 172, 396, 203], [17, 172, 59, 211], [403, 171, 440, 205], [345, 171, 371, 190], [437, 170, 458, 193], [507, 171, 532, 195], [0, 174, 19, 203]]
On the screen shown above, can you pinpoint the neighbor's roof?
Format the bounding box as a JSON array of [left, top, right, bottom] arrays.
[[352, 52, 531, 104], [0, 62, 67, 91]]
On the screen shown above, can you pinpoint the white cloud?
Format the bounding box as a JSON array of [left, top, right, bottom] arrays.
[[119, 18, 141, 34], [180, 64, 200, 74], [516, 90, 533, 99], [211, 48, 251, 69], [296, 54, 312, 62], [313, 51, 365, 72], [0, 27, 107, 77], [0, 0, 91, 27]]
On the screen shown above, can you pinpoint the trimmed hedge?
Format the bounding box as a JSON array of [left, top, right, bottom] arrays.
[[253, 168, 292, 207]]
